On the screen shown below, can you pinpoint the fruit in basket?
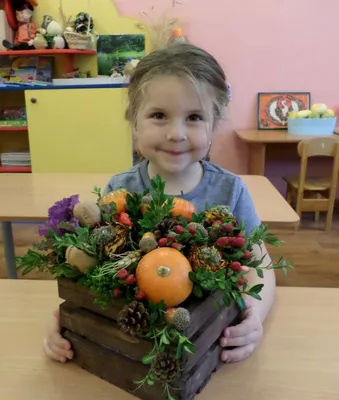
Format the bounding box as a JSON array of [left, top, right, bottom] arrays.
[[289, 103, 336, 120], [296, 110, 311, 118], [135, 247, 193, 307], [311, 103, 328, 115], [321, 109, 335, 118]]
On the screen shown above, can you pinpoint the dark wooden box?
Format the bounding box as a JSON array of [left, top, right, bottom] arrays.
[[58, 278, 239, 400]]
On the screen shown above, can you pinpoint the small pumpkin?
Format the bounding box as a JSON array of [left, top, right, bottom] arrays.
[[135, 247, 193, 307], [171, 198, 196, 222], [98, 188, 129, 214], [141, 196, 196, 222]]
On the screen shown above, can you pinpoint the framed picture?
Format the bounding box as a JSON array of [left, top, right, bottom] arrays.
[[257, 92, 311, 130]]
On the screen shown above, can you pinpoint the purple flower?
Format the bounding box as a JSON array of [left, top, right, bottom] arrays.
[[38, 194, 80, 238]]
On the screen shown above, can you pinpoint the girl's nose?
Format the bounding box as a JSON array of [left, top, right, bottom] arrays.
[[166, 120, 187, 141]]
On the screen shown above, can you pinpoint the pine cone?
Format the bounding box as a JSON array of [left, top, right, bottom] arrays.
[[153, 217, 181, 238], [188, 245, 226, 272], [152, 352, 181, 383], [117, 300, 150, 336]]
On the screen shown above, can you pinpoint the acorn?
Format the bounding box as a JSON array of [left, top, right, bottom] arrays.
[[139, 232, 158, 253], [165, 307, 191, 331]]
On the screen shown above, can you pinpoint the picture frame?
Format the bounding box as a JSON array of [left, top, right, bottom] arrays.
[[257, 92, 311, 130]]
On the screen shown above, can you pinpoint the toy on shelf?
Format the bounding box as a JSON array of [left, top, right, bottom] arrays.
[[36, 15, 65, 49], [16, 175, 293, 400], [63, 12, 96, 50], [0, 106, 27, 126], [2, 0, 38, 51]]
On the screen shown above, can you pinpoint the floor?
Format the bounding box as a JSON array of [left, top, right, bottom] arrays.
[[1, 212, 339, 287]]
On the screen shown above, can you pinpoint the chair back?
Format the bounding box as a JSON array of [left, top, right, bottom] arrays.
[[297, 137, 339, 210]]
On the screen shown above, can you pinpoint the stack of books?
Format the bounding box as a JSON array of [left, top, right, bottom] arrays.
[[0, 151, 31, 167]]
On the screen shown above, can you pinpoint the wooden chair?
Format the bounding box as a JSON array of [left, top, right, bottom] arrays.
[[283, 137, 339, 231]]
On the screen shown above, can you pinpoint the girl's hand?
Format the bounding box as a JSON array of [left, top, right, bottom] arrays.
[[219, 303, 263, 363], [42, 308, 74, 363]]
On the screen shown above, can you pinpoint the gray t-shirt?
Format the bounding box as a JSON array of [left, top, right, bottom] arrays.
[[104, 160, 261, 235]]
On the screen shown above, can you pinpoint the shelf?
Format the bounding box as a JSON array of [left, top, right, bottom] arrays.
[[0, 83, 128, 91], [0, 126, 27, 131], [0, 166, 31, 173], [0, 49, 96, 57]]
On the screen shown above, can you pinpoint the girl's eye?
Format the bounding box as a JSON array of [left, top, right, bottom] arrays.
[[151, 112, 166, 120], [187, 114, 203, 122]]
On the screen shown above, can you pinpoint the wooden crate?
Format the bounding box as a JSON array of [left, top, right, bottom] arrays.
[[58, 278, 239, 400]]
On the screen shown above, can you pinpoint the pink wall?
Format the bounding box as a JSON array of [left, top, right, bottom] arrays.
[[115, 0, 339, 194]]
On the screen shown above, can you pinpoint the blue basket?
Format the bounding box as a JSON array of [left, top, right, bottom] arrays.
[[287, 117, 337, 135]]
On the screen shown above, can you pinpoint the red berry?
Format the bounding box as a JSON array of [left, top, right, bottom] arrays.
[[242, 250, 251, 259], [188, 225, 197, 234], [158, 238, 167, 247], [113, 288, 122, 298], [171, 242, 182, 250], [231, 261, 242, 271], [173, 225, 185, 234], [233, 237, 246, 248], [135, 290, 147, 300], [237, 276, 248, 286], [228, 237, 235, 246], [167, 234, 175, 243], [117, 269, 128, 279], [237, 232, 245, 238], [125, 274, 136, 285], [214, 220, 223, 225], [216, 237, 229, 247], [221, 223, 233, 232]]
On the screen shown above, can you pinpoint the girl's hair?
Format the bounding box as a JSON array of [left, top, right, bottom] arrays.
[[125, 43, 230, 127]]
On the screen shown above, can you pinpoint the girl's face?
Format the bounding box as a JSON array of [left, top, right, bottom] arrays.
[[134, 75, 215, 176]]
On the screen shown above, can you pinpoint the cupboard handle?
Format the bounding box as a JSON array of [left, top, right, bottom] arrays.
[[30, 98, 37, 104]]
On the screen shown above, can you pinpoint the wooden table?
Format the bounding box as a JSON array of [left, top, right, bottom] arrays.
[[235, 129, 339, 175], [0, 173, 299, 278], [1, 279, 338, 399]]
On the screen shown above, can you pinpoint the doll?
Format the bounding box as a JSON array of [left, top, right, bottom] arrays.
[[2, 0, 38, 50]]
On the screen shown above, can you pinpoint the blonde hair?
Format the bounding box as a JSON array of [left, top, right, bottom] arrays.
[[127, 43, 230, 162]]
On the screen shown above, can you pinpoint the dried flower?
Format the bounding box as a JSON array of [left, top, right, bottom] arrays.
[[38, 194, 80, 238]]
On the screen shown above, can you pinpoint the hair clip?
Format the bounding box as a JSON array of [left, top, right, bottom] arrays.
[[226, 83, 232, 103]]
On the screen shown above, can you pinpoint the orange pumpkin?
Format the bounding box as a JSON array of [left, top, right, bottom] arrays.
[[141, 197, 196, 222], [98, 188, 129, 213], [136, 248, 193, 307]]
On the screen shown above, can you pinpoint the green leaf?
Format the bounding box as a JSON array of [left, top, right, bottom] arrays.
[[183, 345, 194, 354], [256, 268, 264, 278], [175, 343, 183, 359], [147, 379, 155, 386], [231, 291, 246, 312], [142, 354, 154, 365], [193, 284, 203, 297], [249, 284, 264, 294], [179, 335, 187, 345], [188, 271, 197, 282], [248, 292, 262, 301], [161, 333, 170, 345]]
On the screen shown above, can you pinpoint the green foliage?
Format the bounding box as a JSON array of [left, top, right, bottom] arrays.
[[138, 175, 175, 233]]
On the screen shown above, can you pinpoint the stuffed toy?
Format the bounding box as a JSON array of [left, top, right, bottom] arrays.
[[2, 0, 38, 50]]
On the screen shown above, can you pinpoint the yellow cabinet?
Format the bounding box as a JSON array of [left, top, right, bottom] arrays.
[[25, 88, 133, 173]]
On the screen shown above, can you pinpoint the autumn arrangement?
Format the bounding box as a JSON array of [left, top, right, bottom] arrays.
[[17, 175, 292, 399]]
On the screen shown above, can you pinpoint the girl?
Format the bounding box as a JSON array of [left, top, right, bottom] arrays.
[[43, 43, 276, 365]]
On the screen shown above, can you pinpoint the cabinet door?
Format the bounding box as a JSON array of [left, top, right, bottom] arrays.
[[25, 88, 133, 173]]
